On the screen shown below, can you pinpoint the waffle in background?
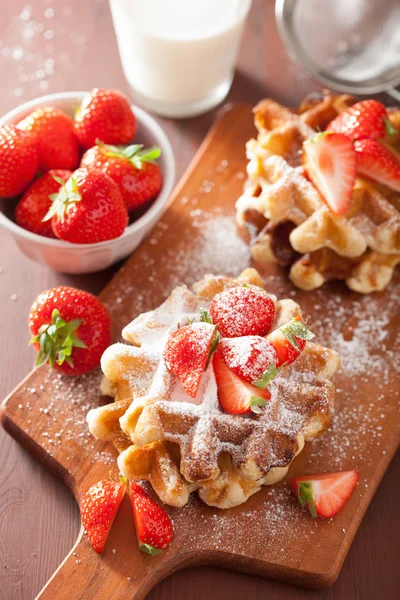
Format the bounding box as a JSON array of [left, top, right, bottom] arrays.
[[236, 91, 400, 293]]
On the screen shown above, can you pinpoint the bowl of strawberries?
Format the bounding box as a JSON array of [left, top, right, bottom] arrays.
[[0, 89, 175, 273]]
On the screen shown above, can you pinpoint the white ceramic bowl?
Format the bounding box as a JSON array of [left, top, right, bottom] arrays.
[[0, 92, 175, 273]]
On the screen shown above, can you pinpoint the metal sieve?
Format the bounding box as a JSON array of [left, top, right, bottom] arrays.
[[275, 0, 400, 102]]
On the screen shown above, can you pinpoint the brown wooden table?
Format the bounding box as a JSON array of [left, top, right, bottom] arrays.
[[0, 1, 398, 598]]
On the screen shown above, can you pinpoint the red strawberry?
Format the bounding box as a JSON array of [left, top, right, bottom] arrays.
[[81, 478, 126, 553], [267, 317, 314, 367], [0, 125, 39, 198], [18, 106, 80, 172], [303, 132, 357, 215], [354, 139, 400, 192], [44, 167, 128, 243], [15, 169, 72, 238], [210, 286, 275, 338], [213, 352, 271, 415], [130, 482, 174, 555], [81, 143, 162, 212], [74, 88, 136, 149], [292, 469, 359, 518], [163, 322, 218, 398], [217, 336, 278, 384], [327, 100, 390, 141], [29, 286, 111, 376]]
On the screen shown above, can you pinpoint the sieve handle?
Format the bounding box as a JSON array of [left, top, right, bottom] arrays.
[[387, 88, 400, 103]]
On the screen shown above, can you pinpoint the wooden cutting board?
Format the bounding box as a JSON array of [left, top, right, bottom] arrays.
[[1, 104, 399, 599]]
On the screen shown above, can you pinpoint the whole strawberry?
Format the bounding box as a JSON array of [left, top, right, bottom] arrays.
[[327, 100, 392, 141], [81, 142, 162, 211], [18, 106, 80, 172], [15, 169, 72, 237], [44, 168, 128, 243], [81, 477, 126, 553], [0, 125, 39, 198], [29, 286, 111, 376], [74, 88, 136, 149]]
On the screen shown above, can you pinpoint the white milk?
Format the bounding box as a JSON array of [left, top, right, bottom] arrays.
[[110, 0, 252, 117]]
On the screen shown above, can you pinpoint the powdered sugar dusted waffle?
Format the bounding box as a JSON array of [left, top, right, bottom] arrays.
[[87, 269, 340, 509], [236, 92, 400, 293]]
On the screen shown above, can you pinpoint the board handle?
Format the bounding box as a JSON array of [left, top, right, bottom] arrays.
[[35, 498, 190, 600]]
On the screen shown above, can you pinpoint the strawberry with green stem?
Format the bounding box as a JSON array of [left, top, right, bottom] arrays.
[[81, 142, 162, 212], [213, 352, 271, 415], [292, 469, 359, 518], [267, 317, 315, 367], [44, 167, 128, 243], [29, 286, 111, 376]]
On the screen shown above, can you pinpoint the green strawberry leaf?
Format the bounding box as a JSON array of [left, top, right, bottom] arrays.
[[139, 543, 162, 556], [384, 118, 396, 137], [97, 140, 161, 168], [206, 326, 220, 367], [30, 309, 87, 370], [252, 362, 282, 389], [297, 482, 317, 518], [280, 319, 315, 351], [248, 396, 267, 415], [43, 176, 81, 223], [200, 308, 213, 324]]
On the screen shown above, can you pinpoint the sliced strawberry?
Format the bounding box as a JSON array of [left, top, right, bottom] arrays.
[[292, 469, 359, 518], [303, 132, 356, 215], [267, 317, 314, 367], [130, 482, 174, 555], [327, 100, 390, 141], [213, 352, 270, 415], [81, 478, 126, 553], [354, 139, 400, 192], [163, 322, 218, 398], [217, 336, 278, 384], [210, 286, 275, 338]]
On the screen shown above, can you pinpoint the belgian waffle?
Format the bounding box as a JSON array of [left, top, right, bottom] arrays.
[[236, 92, 400, 293], [87, 269, 339, 509]]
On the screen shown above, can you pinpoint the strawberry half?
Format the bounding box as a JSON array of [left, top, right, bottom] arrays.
[[81, 477, 126, 553], [130, 482, 174, 555], [303, 132, 357, 215], [292, 469, 359, 518], [354, 139, 400, 192], [210, 285, 276, 338], [327, 100, 391, 141], [213, 352, 271, 415], [163, 322, 218, 398], [217, 336, 278, 384], [267, 317, 315, 367]]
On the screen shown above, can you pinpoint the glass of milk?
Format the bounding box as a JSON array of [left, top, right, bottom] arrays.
[[109, 0, 253, 118]]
